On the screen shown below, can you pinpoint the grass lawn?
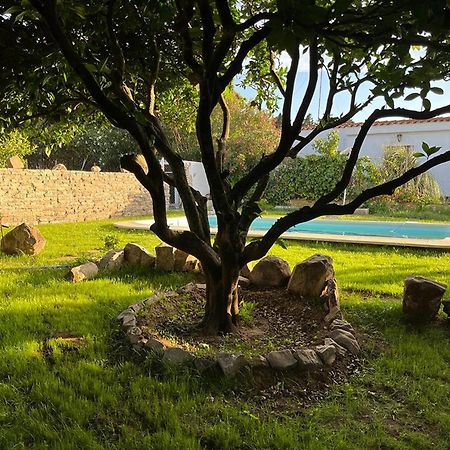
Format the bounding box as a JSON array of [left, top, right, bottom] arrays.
[[1, 217, 450, 449]]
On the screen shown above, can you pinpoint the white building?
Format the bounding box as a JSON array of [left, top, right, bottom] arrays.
[[299, 116, 450, 196]]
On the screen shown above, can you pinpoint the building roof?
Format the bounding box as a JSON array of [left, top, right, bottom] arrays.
[[303, 116, 450, 130]]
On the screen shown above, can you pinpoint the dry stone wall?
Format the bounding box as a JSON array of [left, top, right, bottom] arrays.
[[0, 168, 159, 224]]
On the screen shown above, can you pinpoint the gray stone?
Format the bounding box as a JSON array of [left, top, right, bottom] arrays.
[[403, 276, 447, 322], [126, 326, 142, 345], [145, 338, 166, 355], [124, 243, 155, 267], [1, 223, 46, 256], [324, 337, 347, 357], [287, 254, 335, 298], [248, 355, 270, 369], [330, 319, 355, 335], [162, 347, 194, 365], [249, 256, 291, 288], [294, 349, 323, 371], [117, 308, 133, 320], [52, 163, 67, 170], [330, 329, 360, 355], [98, 249, 125, 271], [217, 352, 248, 377], [155, 243, 175, 271], [265, 349, 298, 370], [129, 300, 145, 312], [121, 314, 136, 330], [68, 262, 99, 282], [90, 165, 101, 172], [315, 344, 337, 366], [194, 357, 218, 373], [6, 155, 25, 169]]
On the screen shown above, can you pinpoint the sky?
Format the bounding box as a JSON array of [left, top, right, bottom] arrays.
[[235, 49, 450, 123]]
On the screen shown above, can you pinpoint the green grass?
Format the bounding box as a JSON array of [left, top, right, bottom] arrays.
[[1, 217, 450, 449]]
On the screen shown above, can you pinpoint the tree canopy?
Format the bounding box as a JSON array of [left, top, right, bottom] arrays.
[[1, 0, 450, 333]]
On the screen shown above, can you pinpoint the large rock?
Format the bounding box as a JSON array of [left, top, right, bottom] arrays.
[[162, 347, 194, 365], [287, 254, 335, 298], [217, 352, 248, 377], [249, 256, 291, 287], [265, 349, 298, 370], [1, 223, 46, 255], [98, 249, 125, 271], [315, 344, 337, 366], [67, 262, 99, 282], [403, 276, 447, 322], [174, 249, 198, 272], [155, 243, 175, 271], [124, 243, 155, 267], [324, 337, 347, 357]]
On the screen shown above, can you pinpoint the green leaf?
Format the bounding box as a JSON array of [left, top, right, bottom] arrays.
[[422, 98, 431, 110], [413, 152, 425, 158], [422, 142, 430, 152], [404, 93, 420, 101], [430, 87, 444, 95]]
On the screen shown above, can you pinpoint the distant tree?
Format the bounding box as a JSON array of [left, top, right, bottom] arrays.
[[2, 1, 450, 334]]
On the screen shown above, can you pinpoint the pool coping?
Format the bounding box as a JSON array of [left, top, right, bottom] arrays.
[[114, 217, 450, 251]]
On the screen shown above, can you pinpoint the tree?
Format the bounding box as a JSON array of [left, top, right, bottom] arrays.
[[2, 1, 450, 334]]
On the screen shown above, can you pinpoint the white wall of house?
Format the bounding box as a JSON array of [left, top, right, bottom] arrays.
[[298, 118, 450, 196]]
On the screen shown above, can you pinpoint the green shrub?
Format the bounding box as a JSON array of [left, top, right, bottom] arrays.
[[0, 129, 36, 168]]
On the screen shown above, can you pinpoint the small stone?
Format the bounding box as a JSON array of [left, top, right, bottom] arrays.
[[195, 283, 207, 290], [294, 349, 323, 371], [324, 305, 343, 325], [330, 319, 355, 334], [249, 256, 291, 288], [194, 357, 218, 373], [129, 300, 145, 312], [330, 329, 360, 355], [155, 243, 175, 271], [124, 243, 155, 267], [90, 165, 101, 172], [117, 308, 133, 320], [121, 314, 136, 330], [216, 352, 248, 377], [265, 350, 298, 370], [52, 163, 67, 170], [315, 344, 337, 366], [403, 276, 447, 322], [287, 254, 335, 298], [174, 249, 198, 272], [127, 326, 142, 345], [1, 223, 46, 256], [162, 347, 194, 365], [248, 355, 270, 369], [98, 249, 125, 271], [6, 155, 25, 169], [68, 262, 98, 282], [324, 337, 347, 357], [145, 338, 166, 355]]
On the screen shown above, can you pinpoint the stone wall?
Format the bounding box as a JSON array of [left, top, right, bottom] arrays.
[[0, 168, 157, 224]]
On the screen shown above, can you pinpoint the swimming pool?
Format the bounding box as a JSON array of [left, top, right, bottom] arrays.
[[207, 216, 450, 240]]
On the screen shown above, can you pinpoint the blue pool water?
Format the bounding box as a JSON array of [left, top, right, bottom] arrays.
[[207, 216, 450, 240]]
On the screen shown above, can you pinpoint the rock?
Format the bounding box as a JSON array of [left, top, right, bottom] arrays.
[[98, 249, 125, 271], [403, 276, 447, 322], [443, 299, 450, 317], [52, 163, 67, 170], [330, 319, 355, 334], [249, 256, 291, 287], [117, 308, 133, 320], [238, 276, 250, 288], [1, 223, 46, 256], [294, 349, 323, 371], [129, 300, 145, 312], [324, 305, 343, 325], [90, 165, 101, 172], [121, 314, 136, 330], [240, 264, 251, 278], [145, 338, 166, 355], [126, 326, 142, 345], [265, 349, 298, 370], [330, 329, 360, 355], [6, 155, 25, 169], [216, 352, 248, 377], [68, 262, 99, 282], [174, 249, 198, 272], [155, 243, 175, 271], [249, 355, 270, 369], [287, 254, 335, 298], [324, 337, 347, 357], [124, 243, 155, 267], [194, 357, 218, 373], [162, 347, 194, 365], [315, 344, 337, 366]]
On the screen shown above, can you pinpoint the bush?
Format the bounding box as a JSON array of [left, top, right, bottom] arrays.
[[0, 130, 36, 168]]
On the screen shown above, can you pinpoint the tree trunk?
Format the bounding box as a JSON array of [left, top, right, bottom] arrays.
[[200, 265, 240, 335]]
